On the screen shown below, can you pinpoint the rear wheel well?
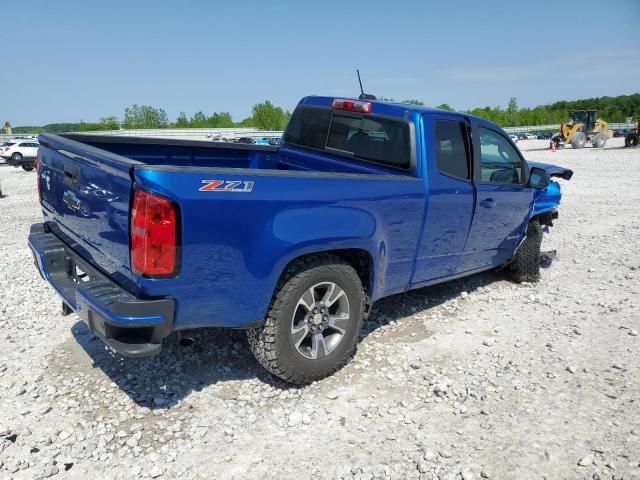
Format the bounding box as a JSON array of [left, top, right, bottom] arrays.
[[279, 249, 374, 297]]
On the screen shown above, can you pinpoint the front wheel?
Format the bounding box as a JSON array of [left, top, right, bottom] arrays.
[[22, 164, 34, 171], [571, 132, 586, 149], [626, 133, 639, 148], [247, 255, 364, 385], [11, 152, 23, 162], [510, 221, 543, 283]]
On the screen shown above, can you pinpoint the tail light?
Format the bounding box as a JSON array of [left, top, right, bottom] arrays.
[[332, 98, 372, 113], [35, 148, 42, 203], [130, 189, 179, 277]]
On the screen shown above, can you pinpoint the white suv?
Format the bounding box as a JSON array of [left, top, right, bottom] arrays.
[[0, 140, 39, 171]]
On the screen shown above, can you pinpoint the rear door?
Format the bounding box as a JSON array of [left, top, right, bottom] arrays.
[[456, 124, 534, 273], [411, 114, 475, 284], [23, 142, 39, 157], [38, 134, 137, 288]]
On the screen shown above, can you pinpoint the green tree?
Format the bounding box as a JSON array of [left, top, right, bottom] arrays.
[[507, 97, 519, 127], [100, 116, 119, 130], [189, 111, 208, 127], [250, 101, 290, 130], [122, 104, 169, 129], [435, 104, 454, 111], [208, 112, 235, 128], [174, 112, 189, 127]]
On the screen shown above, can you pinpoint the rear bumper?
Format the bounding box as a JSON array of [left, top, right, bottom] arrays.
[[28, 223, 174, 357]]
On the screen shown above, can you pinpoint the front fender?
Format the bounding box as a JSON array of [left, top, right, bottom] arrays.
[[527, 161, 572, 219], [531, 180, 561, 218]]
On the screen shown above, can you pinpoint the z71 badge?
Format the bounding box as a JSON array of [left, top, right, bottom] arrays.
[[199, 180, 254, 193]]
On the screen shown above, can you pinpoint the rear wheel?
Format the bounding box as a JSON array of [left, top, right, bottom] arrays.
[[626, 133, 639, 148], [22, 165, 34, 171], [247, 255, 365, 385], [510, 221, 543, 283], [570, 132, 586, 149], [593, 133, 608, 149]]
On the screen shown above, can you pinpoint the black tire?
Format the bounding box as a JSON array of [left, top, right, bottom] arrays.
[[626, 134, 639, 148], [11, 152, 23, 162], [571, 132, 586, 149], [247, 254, 364, 385], [510, 221, 543, 283], [593, 133, 608, 149], [22, 164, 34, 172], [550, 133, 564, 149]]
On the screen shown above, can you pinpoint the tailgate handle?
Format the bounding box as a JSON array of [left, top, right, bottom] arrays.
[[63, 164, 81, 188]]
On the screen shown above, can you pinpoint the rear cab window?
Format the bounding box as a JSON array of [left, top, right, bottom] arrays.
[[283, 105, 411, 171]]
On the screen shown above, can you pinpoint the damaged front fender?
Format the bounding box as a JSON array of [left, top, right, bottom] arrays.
[[527, 161, 573, 219]]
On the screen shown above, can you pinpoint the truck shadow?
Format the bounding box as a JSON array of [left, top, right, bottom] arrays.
[[70, 255, 555, 408]]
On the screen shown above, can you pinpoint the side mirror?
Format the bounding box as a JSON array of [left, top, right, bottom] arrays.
[[528, 167, 549, 189]]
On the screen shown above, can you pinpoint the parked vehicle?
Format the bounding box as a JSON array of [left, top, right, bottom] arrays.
[[1, 140, 39, 171], [29, 95, 572, 384], [235, 137, 255, 144], [551, 110, 612, 149], [508, 134, 519, 143], [625, 120, 639, 148]]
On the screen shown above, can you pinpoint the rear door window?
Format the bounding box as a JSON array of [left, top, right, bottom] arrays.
[[434, 120, 470, 180], [283, 106, 412, 170], [327, 115, 411, 169]]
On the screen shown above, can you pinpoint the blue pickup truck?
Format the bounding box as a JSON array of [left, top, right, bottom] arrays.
[[29, 96, 572, 384]]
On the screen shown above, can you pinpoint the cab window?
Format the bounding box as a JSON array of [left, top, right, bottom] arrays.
[[479, 128, 523, 184], [435, 120, 470, 180]]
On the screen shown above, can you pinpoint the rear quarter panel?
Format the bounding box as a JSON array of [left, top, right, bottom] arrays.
[[134, 167, 425, 329]]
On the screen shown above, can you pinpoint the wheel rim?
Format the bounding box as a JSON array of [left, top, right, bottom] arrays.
[[290, 282, 350, 360]]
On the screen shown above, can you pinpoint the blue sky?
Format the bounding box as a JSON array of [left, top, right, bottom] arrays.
[[2, 0, 639, 125]]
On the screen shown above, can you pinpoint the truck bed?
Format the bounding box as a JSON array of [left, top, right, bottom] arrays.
[[58, 134, 404, 176]]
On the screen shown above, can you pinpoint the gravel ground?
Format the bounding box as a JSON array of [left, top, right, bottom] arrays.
[[0, 138, 639, 480]]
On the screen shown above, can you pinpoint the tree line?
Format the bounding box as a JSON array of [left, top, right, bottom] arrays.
[[13, 101, 291, 133], [12, 93, 639, 134]]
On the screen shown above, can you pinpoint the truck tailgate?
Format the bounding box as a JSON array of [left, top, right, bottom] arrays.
[[38, 134, 137, 290]]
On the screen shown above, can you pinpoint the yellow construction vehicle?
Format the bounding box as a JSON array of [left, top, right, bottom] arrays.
[[551, 110, 612, 149], [624, 120, 639, 148]]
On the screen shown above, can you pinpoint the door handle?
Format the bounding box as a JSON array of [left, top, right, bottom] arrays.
[[63, 164, 81, 188], [479, 198, 496, 208]]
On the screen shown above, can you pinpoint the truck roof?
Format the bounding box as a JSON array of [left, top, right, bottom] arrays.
[[298, 95, 499, 130]]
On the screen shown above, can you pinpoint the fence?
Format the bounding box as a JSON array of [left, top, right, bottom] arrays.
[[2, 122, 636, 143], [0, 128, 282, 142], [502, 122, 635, 133]]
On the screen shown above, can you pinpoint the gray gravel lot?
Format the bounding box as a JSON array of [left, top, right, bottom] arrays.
[[0, 138, 639, 480]]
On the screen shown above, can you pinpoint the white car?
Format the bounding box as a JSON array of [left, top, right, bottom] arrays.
[[0, 140, 39, 162], [0, 140, 39, 171]]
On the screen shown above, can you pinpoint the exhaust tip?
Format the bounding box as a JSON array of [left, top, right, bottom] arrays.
[[178, 336, 194, 348]]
